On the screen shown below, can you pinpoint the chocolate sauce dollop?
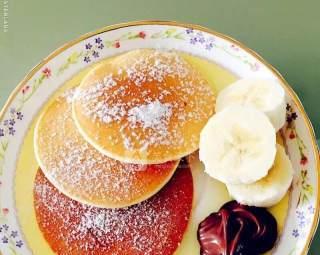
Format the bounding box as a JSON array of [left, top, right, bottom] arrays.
[[197, 201, 278, 255]]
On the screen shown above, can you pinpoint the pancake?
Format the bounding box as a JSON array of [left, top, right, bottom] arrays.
[[34, 162, 193, 255], [34, 91, 179, 208], [72, 49, 216, 164]]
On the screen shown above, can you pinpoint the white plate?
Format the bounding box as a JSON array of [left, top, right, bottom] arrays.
[[0, 21, 319, 255]]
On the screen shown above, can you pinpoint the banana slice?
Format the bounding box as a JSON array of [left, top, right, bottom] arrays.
[[199, 105, 276, 184], [216, 79, 286, 131], [227, 144, 293, 207]]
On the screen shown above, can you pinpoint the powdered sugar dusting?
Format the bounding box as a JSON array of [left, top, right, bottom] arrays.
[[74, 49, 215, 157], [103, 74, 117, 88], [34, 165, 193, 255], [61, 87, 78, 103], [36, 92, 177, 207], [123, 50, 189, 86], [128, 100, 172, 129]]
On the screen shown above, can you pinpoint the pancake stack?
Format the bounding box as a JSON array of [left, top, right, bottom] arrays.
[[33, 49, 216, 254]]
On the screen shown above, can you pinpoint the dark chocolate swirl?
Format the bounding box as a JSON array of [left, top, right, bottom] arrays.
[[197, 201, 278, 255]]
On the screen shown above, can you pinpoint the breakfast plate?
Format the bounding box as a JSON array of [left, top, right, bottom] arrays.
[[0, 21, 319, 255]]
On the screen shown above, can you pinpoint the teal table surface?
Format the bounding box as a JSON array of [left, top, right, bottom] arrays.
[[0, 0, 319, 253]]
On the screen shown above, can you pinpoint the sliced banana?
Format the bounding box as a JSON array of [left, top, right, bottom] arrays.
[[227, 144, 293, 207], [216, 78, 286, 131], [199, 105, 276, 185]]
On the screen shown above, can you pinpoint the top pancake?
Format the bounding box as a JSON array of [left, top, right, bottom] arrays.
[[73, 49, 216, 164], [34, 90, 179, 208]]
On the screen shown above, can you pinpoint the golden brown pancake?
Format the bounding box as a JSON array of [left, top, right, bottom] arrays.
[[34, 91, 179, 208], [34, 163, 193, 255], [72, 49, 215, 164]]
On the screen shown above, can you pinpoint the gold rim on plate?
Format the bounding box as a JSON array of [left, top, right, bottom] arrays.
[[0, 20, 319, 255]]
